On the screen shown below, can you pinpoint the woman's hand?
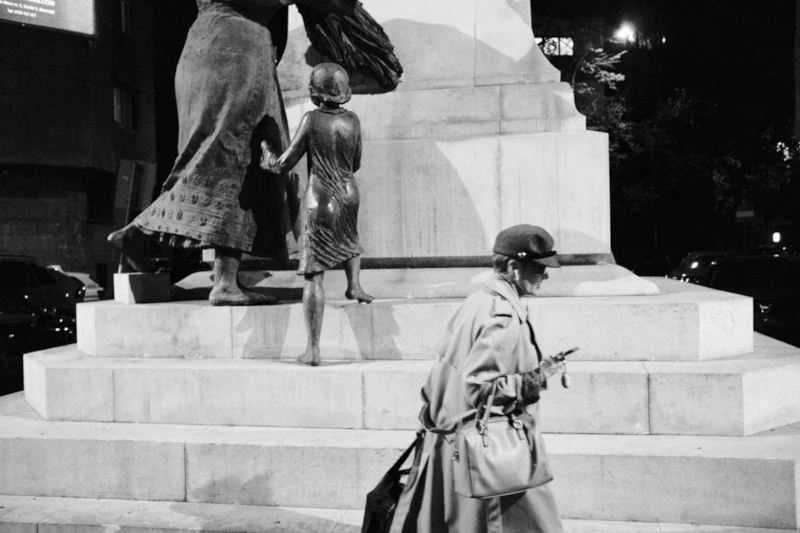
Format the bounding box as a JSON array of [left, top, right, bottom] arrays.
[[260, 140, 280, 173], [538, 356, 565, 379]]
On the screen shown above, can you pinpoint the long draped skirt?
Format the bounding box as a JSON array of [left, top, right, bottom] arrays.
[[134, 5, 297, 258]]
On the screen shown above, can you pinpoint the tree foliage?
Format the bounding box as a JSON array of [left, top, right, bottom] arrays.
[[562, 45, 712, 268]]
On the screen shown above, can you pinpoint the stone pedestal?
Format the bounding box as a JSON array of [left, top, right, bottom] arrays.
[[277, 0, 610, 260]]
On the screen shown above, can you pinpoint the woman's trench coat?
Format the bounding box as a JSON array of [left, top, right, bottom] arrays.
[[390, 275, 564, 533]]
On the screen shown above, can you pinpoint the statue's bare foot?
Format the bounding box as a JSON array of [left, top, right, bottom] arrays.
[[298, 349, 321, 366], [238, 284, 280, 305], [107, 226, 156, 273], [209, 285, 278, 306], [345, 287, 374, 304]]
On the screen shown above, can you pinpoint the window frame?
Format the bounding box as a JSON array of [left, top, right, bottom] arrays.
[[113, 86, 136, 131], [535, 36, 575, 57], [120, 0, 133, 34]]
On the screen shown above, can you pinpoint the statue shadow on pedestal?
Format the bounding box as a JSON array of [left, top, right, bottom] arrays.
[[167, 474, 362, 531], [232, 297, 404, 362]]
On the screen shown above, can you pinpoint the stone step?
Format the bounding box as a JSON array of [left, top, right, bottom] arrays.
[[2, 396, 799, 529], [77, 280, 752, 361], [25, 334, 800, 436], [3, 495, 797, 533], [21, 336, 800, 437], [176, 264, 659, 300]]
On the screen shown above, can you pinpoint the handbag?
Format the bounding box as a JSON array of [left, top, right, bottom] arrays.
[[361, 431, 424, 533], [450, 383, 553, 499]]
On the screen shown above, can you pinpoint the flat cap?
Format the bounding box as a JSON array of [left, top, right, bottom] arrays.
[[493, 224, 560, 268]]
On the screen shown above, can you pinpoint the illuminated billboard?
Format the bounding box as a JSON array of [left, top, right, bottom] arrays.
[[0, 0, 96, 36]]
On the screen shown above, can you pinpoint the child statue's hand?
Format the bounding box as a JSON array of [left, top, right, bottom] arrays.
[[260, 140, 280, 173]]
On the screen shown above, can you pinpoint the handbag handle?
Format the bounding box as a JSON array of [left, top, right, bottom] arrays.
[[388, 430, 424, 475], [426, 381, 504, 435], [476, 381, 499, 435]]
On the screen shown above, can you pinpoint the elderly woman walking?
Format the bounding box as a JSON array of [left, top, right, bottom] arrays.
[[390, 224, 568, 533]]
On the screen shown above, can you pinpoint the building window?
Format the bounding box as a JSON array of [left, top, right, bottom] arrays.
[[120, 0, 133, 34], [536, 37, 575, 57], [113, 86, 136, 130]]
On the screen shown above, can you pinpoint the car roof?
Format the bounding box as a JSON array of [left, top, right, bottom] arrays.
[[0, 255, 59, 267]]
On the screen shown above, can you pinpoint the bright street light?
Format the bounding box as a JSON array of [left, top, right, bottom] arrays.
[[615, 23, 636, 43]]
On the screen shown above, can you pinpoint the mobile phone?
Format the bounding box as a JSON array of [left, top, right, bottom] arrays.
[[554, 347, 579, 362]]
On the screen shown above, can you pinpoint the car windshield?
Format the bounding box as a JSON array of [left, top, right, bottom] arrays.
[[0, 261, 38, 289]]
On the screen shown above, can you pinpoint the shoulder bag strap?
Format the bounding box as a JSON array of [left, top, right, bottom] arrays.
[[388, 430, 424, 474]]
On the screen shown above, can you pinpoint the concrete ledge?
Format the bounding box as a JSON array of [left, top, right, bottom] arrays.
[[24, 344, 800, 436], [2, 414, 798, 528], [5, 496, 794, 533], [77, 281, 752, 361], [180, 265, 660, 300], [24, 351, 649, 434], [548, 432, 800, 529], [0, 496, 360, 533], [185, 428, 800, 528], [77, 300, 236, 359], [0, 415, 204, 501]]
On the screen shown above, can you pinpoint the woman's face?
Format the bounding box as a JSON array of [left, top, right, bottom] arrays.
[[512, 261, 548, 296]]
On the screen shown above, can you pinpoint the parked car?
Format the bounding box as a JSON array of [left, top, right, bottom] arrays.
[[0, 288, 76, 395], [47, 265, 105, 302], [0, 289, 76, 356], [704, 256, 800, 346], [70, 272, 104, 301], [0, 255, 84, 315], [666, 251, 739, 285]]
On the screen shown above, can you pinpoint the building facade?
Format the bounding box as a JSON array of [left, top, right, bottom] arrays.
[[0, 0, 156, 288]]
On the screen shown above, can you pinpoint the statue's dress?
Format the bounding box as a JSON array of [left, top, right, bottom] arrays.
[[270, 108, 364, 275], [132, 0, 297, 257]]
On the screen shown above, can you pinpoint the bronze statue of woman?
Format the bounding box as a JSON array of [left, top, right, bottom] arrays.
[[261, 63, 372, 366], [108, 0, 401, 307]]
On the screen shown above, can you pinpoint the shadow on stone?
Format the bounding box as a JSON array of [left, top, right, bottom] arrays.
[[170, 473, 362, 532]]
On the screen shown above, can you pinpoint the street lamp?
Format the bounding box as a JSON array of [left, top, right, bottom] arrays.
[[614, 23, 636, 43]]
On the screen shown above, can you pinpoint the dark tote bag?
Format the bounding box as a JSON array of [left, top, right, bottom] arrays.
[[361, 431, 424, 533]]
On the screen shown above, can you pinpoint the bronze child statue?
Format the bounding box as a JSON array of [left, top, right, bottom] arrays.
[[261, 62, 373, 366]]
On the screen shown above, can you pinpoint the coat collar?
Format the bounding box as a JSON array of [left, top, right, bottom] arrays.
[[483, 273, 528, 322]]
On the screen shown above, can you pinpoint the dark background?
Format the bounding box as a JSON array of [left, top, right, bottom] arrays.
[[533, 0, 799, 272]]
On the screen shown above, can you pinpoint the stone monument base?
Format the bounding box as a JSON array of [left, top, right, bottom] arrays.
[[4, 280, 800, 529], [182, 263, 660, 301]]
